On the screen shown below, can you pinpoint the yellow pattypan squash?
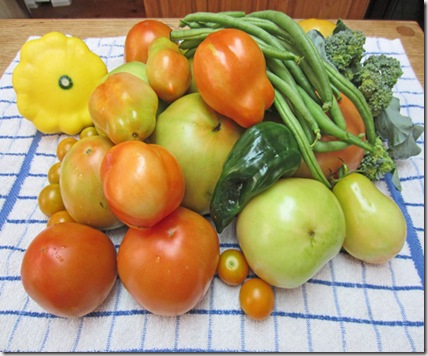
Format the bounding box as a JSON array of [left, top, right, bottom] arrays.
[[12, 31, 107, 135]]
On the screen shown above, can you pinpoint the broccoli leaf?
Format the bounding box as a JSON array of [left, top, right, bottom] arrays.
[[374, 96, 423, 159]]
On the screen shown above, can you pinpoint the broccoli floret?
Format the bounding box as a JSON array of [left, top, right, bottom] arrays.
[[358, 136, 396, 181], [324, 21, 366, 81], [352, 54, 403, 117]]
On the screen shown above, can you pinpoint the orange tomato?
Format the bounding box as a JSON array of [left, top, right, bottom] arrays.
[[124, 19, 171, 63], [294, 93, 366, 179], [217, 249, 249, 286], [100, 140, 185, 228], [117, 206, 220, 316], [239, 278, 275, 320]]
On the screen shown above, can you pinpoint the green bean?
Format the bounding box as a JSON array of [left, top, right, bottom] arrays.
[[328, 95, 347, 130], [297, 86, 373, 152], [313, 140, 350, 153], [273, 90, 331, 188], [252, 37, 300, 61], [324, 61, 377, 144], [249, 10, 333, 111], [268, 71, 321, 144], [179, 38, 204, 50]]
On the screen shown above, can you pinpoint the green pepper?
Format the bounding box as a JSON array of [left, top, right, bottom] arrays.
[[210, 121, 301, 233]]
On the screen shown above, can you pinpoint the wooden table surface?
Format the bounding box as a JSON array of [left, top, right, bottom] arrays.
[[0, 18, 424, 87]]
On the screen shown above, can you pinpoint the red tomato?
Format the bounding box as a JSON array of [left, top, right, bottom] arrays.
[[100, 141, 185, 228], [20, 222, 117, 318], [294, 93, 366, 179], [239, 278, 275, 320], [193, 28, 274, 128], [217, 249, 249, 286], [124, 19, 172, 63], [117, 206, 220, 316]]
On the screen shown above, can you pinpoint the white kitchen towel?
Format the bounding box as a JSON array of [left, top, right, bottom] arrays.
[[0, 34, 424, 352]]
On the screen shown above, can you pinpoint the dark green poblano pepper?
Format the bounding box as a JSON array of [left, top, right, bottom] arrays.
[[210, 121, 301, 233]]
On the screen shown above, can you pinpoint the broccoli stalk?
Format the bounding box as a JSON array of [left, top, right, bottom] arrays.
[[352, 55, 403, 117]]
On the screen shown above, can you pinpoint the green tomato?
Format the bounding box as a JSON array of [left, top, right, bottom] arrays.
[[60, 136, 123, 230], [88, 72, 158, 144], [332, 173, 407, 264], [150, 93, 243, 215], [236, 177, 346, 289]]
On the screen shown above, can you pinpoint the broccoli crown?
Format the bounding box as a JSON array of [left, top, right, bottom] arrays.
[[358, 137, 396, 181], [353, 54, 403, 117], [325, 29, 366, 81]]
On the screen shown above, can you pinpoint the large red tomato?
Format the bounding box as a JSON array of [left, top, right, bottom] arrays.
[[117, 207, 220, 316], [100, 140, 185, 228], [294, 93, 366, 179], [124, 19, 172, 63], [20, 222, 117, 318]]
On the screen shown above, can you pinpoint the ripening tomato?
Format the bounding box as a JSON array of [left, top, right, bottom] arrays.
[[193, 28, 274, 128], [146, 37, 191, 102], [239, 278, 275, 320], [117, 206, 220, 316], [294, 93, 366, 179], [20, 222, 117, 318], [124, 19, 172, 63], [100, 140, 185, 228], [217, 249, 249, 286]]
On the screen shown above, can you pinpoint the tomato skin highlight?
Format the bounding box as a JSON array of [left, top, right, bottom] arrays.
[[239, 278, 275, 320], [117, 206, 220, 316], [217, 249, 249, 286], [20, 222, 117, 318]]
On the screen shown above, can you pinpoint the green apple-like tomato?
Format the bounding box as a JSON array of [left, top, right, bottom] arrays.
[[236, 177, 346, 289], [150, 93, 243, 215], [332, 173, 407, 264]]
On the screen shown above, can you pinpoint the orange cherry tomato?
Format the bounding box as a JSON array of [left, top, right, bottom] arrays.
[[299, 18, 336, 38], [47, 161, 61, 184], [239, 278, 275, 320], [217, 249, 249, 286], [124, 19, 172, 63], [38, 183, 65, 217], [20, 222, 117, 318], [47, 210, 75, 226], [117, 206, 220, 316], [100, 140, 185, 228], [56, 137, 78, 161]]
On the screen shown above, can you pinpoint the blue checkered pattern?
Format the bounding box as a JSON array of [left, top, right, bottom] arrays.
[[0, 35, 424, 352]]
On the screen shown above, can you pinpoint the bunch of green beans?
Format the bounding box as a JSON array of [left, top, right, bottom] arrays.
[[170, 10, 376, 188]]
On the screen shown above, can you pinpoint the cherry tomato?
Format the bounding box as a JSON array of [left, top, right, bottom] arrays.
[[117, 206, 220, 316], [79, 126, 98, 139], [100, 140, 185, 228], [124, 19, 172, 63], [20, 222, 117, 318], [56, 137, 78, 161], [47, 161, 61, 184], [298, 18, 336, 38], [294, 93, 366, 179], [38, 183, 65, 217], [239, 278, 275, 320], [47, 210, 75, 227], [217, 249, 249, 286]]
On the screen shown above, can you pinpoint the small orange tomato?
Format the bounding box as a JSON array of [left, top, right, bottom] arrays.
[[47, 210, 75, 226], [217, 249, 249, 286], [56, 137, 78, 161], [239, 278, 275, 320]]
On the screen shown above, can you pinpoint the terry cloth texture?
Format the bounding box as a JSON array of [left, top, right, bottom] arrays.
[[0, 35, 424, 352]]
